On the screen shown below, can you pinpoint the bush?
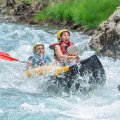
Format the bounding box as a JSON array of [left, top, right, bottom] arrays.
[[36, 0, 120, 29]]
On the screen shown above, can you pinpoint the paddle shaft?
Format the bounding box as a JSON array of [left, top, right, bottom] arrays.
[[18, 60, 27, 63]]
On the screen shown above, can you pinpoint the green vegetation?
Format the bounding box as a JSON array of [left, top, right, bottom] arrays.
[[36, 0, 120, 29]]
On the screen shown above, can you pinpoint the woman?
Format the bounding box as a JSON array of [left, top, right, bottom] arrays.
[[27, 43, 51, 69], [49, 29, 79, 65]]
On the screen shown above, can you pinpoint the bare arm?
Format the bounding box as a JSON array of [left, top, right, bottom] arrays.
[[26, 56, 33, 69], [26, 60, 33, 69]]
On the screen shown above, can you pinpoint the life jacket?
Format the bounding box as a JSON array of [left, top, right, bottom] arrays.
[[49, 41, 73, 60], [28, 54, 51, 67]]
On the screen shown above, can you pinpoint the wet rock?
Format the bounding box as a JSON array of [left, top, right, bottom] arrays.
[[15, 3, 34, 20], [70, 23, 80, 30], [0, 14, 17, 23], [89, 6, 120, 59], [6, 0, 16, 8], [34, 2, 43, 11], [117, 84, 120, 91], [33, 0, 49, 11]]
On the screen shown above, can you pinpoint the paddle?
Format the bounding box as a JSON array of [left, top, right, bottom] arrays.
[[0, 51, 26, 63], [67, 46, 80, 56]]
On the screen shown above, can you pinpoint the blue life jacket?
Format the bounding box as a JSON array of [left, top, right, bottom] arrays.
[[28, 54, 51, 67]]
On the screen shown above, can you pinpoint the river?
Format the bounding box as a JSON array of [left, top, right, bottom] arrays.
[[0, 23, 120, 120]]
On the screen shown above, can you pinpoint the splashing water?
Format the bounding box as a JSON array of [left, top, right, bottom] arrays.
[[0, 23, 120, 120]]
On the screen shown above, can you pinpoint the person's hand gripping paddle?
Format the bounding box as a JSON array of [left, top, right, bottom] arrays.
[[67, 46, 80, 61]]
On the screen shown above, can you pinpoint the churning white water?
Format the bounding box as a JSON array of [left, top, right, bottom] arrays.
[[0, 23, 120, 120]]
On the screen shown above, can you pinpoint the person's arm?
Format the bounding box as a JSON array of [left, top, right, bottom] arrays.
[[26, 56, 33, 69], [55, 45, 77, 60]]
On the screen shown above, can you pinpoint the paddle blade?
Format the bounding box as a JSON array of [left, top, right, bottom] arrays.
[[67, 46, 80, 55], [54, 66, 70, 75], [0, 51, 19, 61]]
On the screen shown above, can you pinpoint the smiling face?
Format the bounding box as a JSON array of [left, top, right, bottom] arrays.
[[35, 45, 44, 55], [61, 31, 70, 44]]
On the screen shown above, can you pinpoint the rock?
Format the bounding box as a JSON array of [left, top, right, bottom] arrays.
[[0, 14, 17, 23], [70, 23, 80, 30], [6, 0, 16, 8], [14, 3, 34, 20], [34, 2, 43, 11], [89, 6, 120, 59], [33, 0, 50, 11], [117, 84, 120, 91]]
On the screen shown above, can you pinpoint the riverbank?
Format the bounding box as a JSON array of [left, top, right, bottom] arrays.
[[1, 0, 120, 35], [36, 0, 120, 34]]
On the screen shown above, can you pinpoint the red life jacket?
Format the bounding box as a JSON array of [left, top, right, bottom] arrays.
[[49, 41, 73, 59]]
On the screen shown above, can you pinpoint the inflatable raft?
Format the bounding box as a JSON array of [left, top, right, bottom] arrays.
[[25, 65, 71, 77], [25, 55, 106, 90]]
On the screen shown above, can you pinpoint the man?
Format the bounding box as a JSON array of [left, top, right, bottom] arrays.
[[27, 43, 51, 69]]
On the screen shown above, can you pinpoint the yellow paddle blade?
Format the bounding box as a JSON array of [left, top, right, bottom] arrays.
[[54, 66, 70, 75], [25, 65, 70, 78]]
